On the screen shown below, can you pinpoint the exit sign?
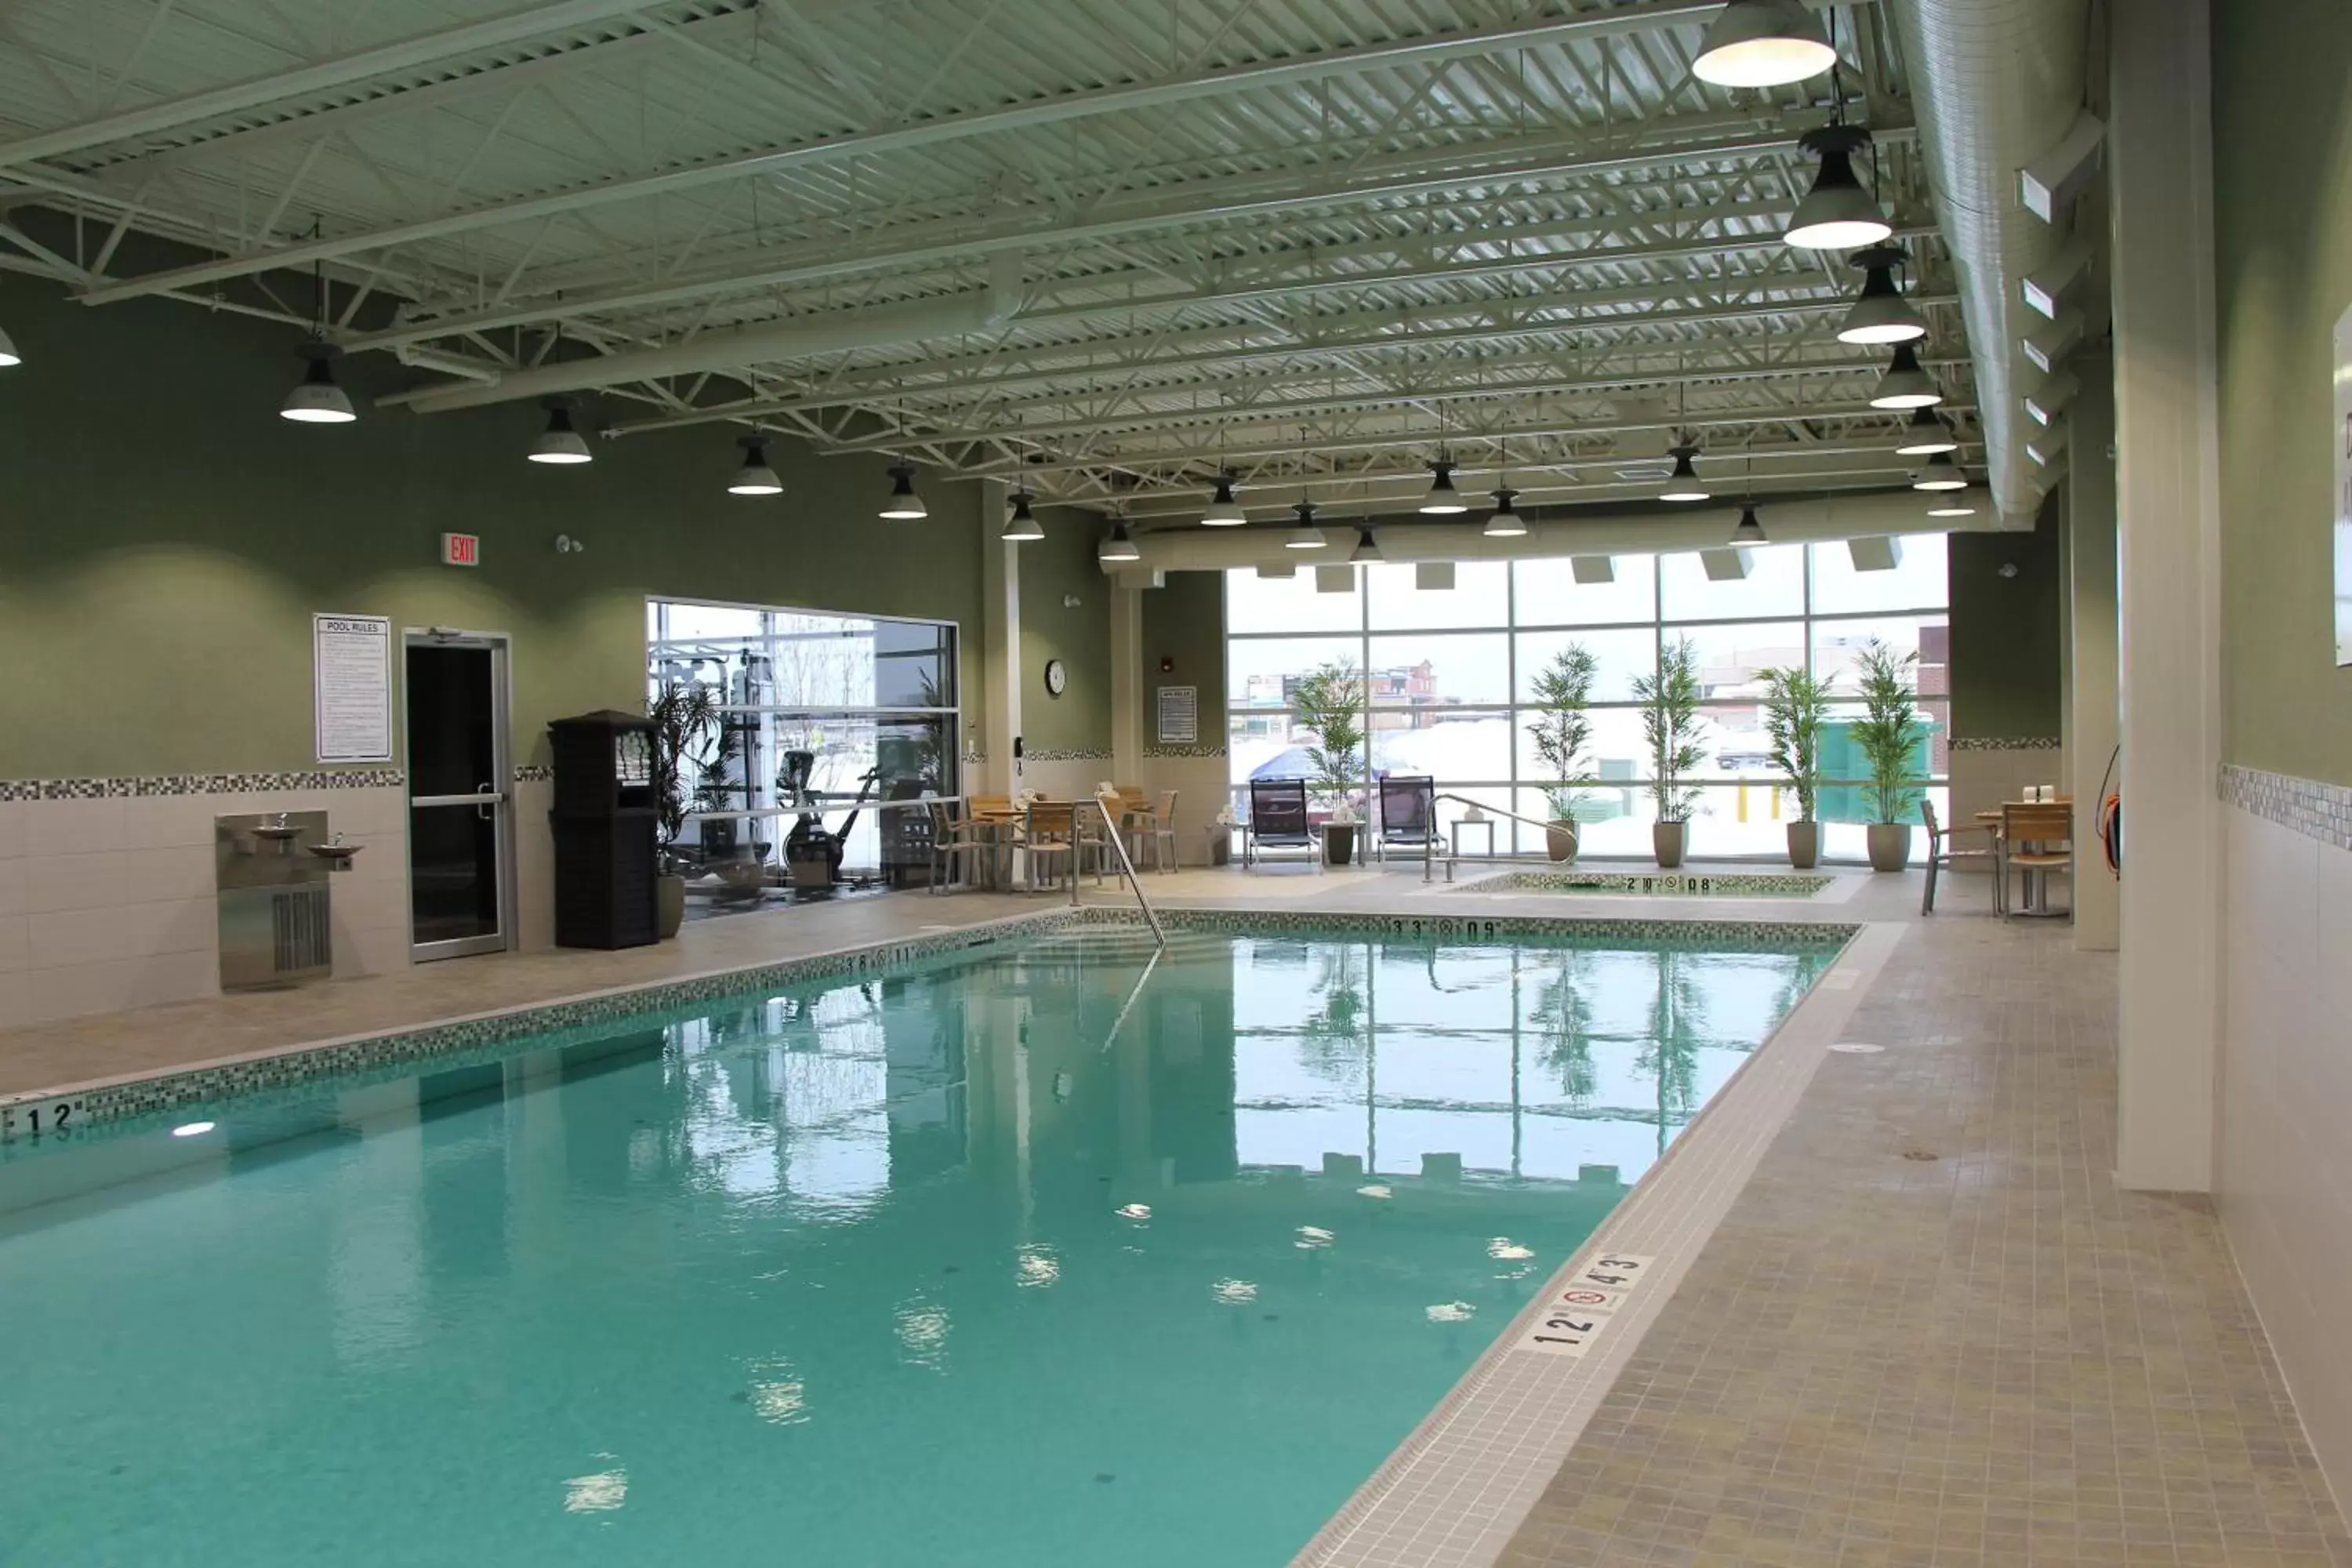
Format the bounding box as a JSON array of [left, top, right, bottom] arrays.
[[440, 532, 480, 567]]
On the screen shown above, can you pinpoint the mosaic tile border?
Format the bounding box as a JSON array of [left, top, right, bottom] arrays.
[[2221, 761, 2352, 850], [1484, 869, 1835, 898], [1949, 735, 2063, 751], [1022, 746, 1114, 762], [512, 764, 554, 783], [0, 906, 1856, 1148], [1142, 743, 1229, 759], [0, 769, 405, 801]]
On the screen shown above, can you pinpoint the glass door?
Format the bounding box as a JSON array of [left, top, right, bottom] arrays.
[[405, 633, 514, 961]]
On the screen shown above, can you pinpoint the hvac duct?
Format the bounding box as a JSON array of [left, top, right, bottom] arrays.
[[1887, 0, 2091, 531]]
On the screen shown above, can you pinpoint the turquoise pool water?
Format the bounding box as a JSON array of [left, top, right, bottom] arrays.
[[0, 925, 1838, 1566]]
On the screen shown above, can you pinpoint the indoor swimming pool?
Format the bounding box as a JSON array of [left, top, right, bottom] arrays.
[[0, 920, 1843, 1566]]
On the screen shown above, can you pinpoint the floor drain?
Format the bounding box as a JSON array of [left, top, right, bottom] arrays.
[[1831, 1042, 1886, 1054], [1901, 1149, 1939, 1162]]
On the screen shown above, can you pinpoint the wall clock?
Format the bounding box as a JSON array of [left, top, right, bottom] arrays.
[[1044, 658, 1068, 698]]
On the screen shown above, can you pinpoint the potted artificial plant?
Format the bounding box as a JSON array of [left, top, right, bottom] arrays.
[[1293, 659, 1368, 866], [648, 681, 736, 937], [1761, 666, 1831, 869], [1528, 644, 1597, 862], [1634, 636, 1708, 869], [1850, 639, 1928, 872]]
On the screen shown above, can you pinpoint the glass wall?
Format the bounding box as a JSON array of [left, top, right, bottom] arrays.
[[1225, 540, 1948, 863], [648, 599, 960, 877]]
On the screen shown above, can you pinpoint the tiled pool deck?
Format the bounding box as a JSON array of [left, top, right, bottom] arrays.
[[1, 862, 2342, 1565]]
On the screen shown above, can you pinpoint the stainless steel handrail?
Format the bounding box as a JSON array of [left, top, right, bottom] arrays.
[[1073, 797, 1167, 946], [1425, 790, 1574, 883]]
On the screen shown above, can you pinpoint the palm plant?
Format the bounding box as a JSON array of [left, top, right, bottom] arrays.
[[1291, 659, 1368, 811], [1528, 644, 1598, 822], [648, 681, 739, 866], [1849, 640, 1927, 824], [1759, 666, 1831, 822], [1633, 636, 1709, 823]]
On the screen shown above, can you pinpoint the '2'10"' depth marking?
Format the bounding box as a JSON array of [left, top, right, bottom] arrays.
[[1516, 1252, 1657, 1357]]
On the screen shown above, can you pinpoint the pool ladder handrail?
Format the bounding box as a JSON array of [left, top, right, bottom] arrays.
[[1072, 796, 1167, 947], [1425, 790, 1577, 884]]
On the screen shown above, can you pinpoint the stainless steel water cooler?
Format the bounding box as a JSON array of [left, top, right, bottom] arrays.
[[216, 811, 343, 989]]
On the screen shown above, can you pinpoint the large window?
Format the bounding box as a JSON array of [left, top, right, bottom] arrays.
[[1225, 541, 1948, 863], [648, 599, 960, 875]]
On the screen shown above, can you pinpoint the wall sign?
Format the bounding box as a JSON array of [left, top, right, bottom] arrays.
[[1156, 684, 1198, 745], [2336, 303, 2352, 664], [313, 613, 393, 764], [441, 532, 480, 567]]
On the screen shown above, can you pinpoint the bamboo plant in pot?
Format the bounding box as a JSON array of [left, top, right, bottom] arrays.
[[1292, 659, 1368, 866], [1760, 666, 1831, 869], [1527, 644, 1598, 862], [1850, 639, 1928, 872], [1634, 636, 1708, 869], [648, 681, 738, 937]]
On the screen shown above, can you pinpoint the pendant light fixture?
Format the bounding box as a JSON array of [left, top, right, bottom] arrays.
[[279, 237, 354, 423], [1926, 492, 1980, 519], [1692, 0, 1836, 88], [1730, 503, 1766, 544], [1420, 455, 1468, 514], [728, 436, 782, 495], [879, 462, 927, 519], [1838, 245, 1928, 344], [1785, 125, 1892, 251], [1911, 452, 1967, 491], [1661, 445, 1711, 503], [0, 321, 20, 368], [1869, 343, 1944, 409], [1894, 407, 1958, 455], [1098, 518, 1141, 563], [1350, 526, 1382, 564], [1202, 470, 1247, 525], [1485, 486, 1526, 537], [1285, 499, 1327, 549], [1002, 488, 1044, 542], [528, 397, 593, 464]]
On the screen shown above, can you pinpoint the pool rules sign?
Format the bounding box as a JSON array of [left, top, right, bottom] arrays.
[[314, 614, 392, 764]]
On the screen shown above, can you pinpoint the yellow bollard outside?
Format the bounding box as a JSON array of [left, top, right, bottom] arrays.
[[1737, 779, 1749, 822]]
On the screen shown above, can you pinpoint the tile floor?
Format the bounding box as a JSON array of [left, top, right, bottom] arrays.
[[2, 858, 2340, 1566]]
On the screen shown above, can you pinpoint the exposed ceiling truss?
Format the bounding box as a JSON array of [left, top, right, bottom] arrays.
[[0, 0, 1971, 514]]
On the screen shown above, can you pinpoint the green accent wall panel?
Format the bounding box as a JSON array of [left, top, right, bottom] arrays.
[[1948, 512, 2063, 742]]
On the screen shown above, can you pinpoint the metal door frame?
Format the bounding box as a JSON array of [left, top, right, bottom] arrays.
[[403, 627, 517, 963]]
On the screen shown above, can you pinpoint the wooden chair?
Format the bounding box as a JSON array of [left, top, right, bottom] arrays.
[[1022, 801, 1107, 892], [1999, 801, 2075, 918], [924, 800, 989, 894], [1146, 789, 1178, 872], [1921, 799, 1998, 915], [1243, 779, 1319, 869]]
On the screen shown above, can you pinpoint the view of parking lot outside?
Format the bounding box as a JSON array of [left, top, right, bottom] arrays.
[[1226, 541, 1948, 863]]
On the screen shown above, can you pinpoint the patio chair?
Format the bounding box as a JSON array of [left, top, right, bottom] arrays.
[[1243, 779, 1319, 869], [1999, 801, 2074, 919], [1375, 775, 1436, 862], [1145, 789, 1178, 872], [1920, 799, 1998, 915], [924, 800, 989, 894]]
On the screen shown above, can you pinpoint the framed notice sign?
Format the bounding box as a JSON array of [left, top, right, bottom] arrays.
[[314, 613, 393, 763], [1156, 684, 1198, 745]]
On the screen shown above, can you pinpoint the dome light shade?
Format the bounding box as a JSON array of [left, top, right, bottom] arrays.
[[1869, 343, 1944, 409], [878, 462, 927, 518], [1660, 445, 1711, 503], [0, 323, 20, 368], [1911, 452, 1968, 491], [1285, 499, 1327, 548], [1483, 487, 1527, 537], [1098, 521, 1140, 563], [279, 341, 355, 423], [1350, 527, 1382, 564], [1926, 496, 1979, 518], [1838, 245, 1927, 344], [1785, 125, 1892, 251], [1420, 459, 1468, 514], [1730, 503, 1766, 544], [1693, 0, 1836, 88], [1003, 490, 1044, 541], [1894, 408, 1958, 455], [728, 437, 782, 495], [528, 399, 592, 463], [1203, 471, 1247, 525]]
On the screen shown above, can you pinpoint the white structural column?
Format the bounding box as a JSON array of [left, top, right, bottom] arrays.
[[2069, 349, 2122, 951], [2110, 0, 2223, 1190], [1109, 583, 1145, 786], [979, 479, 1019, 795]]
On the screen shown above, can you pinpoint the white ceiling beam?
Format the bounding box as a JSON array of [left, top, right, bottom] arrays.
[[0, 0, 680, 170]]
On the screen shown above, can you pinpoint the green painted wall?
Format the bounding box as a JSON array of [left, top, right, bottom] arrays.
[[1949, 513, 2063, 741], [1142, 571, 1227, 742], [2213, 0, 2352, 782], [1015, 507, 1113, 753], [0, 272, 988, 778]]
